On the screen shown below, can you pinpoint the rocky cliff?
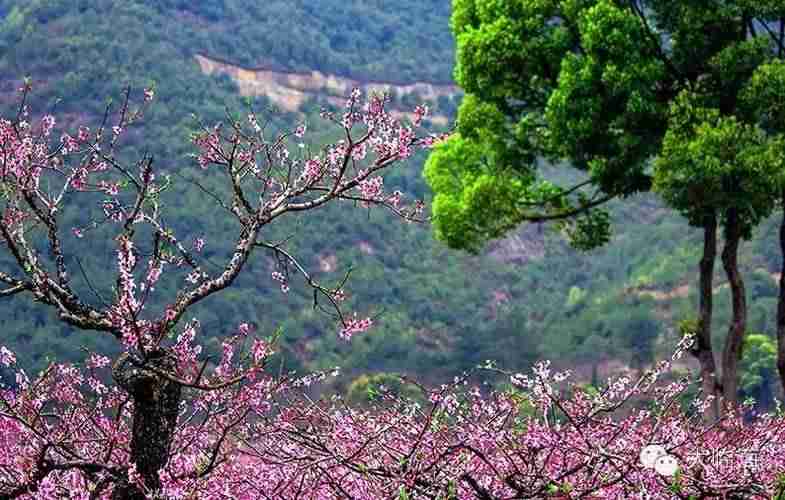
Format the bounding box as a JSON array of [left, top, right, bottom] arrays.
[[195, 54, 457, 125]]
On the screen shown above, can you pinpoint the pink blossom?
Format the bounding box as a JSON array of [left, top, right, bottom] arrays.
[[40, 115, 55, 137], [145, 261, 163, 286], [60, 133, 79, 154], [98, 181, 119, 196], [351, 142, 367, 161], [413, 104, 429, 127], [164, 308, 177, 321], [271, 271, 289, 293], [85, 353, 110, 369], [341, 112, 353, 129], [387, 190, 402, 208], [301, 158, 322, 183], [346, 88, 362, 109], [77, 126, 90, 143], [358, 176, 383, 200], [0, 346, 16, 367], [339, 314, 373, 340], [251, 339, 270, 363]]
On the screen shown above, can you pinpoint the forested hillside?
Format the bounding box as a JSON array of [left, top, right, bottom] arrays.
[[0, 0, 782, 402]]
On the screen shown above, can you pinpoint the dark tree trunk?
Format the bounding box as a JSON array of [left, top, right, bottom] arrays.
[[696, 212, 721, 422], [111, 350, 182, 499], [759, 372, 774, 414], [777, 199, 785, 398], [721, 207, 746, 412]]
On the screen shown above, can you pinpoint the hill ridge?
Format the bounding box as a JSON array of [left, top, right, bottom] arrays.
[[195, 53, 457, 125]]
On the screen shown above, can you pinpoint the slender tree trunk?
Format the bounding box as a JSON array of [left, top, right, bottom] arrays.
[[721, 207, 746, 412], [760, 372, 773, 414], [112, 350, 182, 499], [776, 198, 785, 397], [696, 212, 721, 421]]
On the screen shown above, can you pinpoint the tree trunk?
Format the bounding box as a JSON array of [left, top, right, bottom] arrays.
[[759, 371, 774, 414], [776, 199, 785, 398], [721, 207, 746, 412], [696, 212, 721, 422], [112, 350, 182, 499]]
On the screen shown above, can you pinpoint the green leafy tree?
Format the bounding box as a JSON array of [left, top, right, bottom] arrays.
[[654, 87, 781, 411], [425, 0, 785, 414], [739, 333, 778, 411], [740, 58, 785, 407]]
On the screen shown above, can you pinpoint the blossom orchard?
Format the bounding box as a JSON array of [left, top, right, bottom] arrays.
[[0, 81, 439, 498], [4, 327, 785, 498], [228, 337, 785, 499], [0, 82, 784, 499]]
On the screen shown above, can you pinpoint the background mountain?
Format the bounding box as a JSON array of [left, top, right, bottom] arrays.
[[0, 0, 782, 402]]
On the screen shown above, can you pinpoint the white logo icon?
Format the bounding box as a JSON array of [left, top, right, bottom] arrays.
[[654, 454, 679, 476], [640, 444, 678, 476]]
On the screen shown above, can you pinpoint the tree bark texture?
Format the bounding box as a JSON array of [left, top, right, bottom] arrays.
[[697, 212, 721, 421], [111, 350, 182, 499], [721, 207, 746, 411]]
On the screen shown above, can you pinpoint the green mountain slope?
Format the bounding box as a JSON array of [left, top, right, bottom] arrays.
[[0, 0, 782, 399]]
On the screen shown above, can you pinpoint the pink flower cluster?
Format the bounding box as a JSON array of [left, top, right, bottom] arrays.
[[192, 88, 434, 230], [358, 175, 383, 201], [271, 271, 289, 293], [339, 313, 373, 340], [1, 338, 784, 499]]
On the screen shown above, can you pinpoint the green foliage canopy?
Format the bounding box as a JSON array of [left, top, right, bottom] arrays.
[[426, 0, 785, 250]]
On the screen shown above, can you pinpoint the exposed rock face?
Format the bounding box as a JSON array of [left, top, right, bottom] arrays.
[[195, 54, 457, 125]]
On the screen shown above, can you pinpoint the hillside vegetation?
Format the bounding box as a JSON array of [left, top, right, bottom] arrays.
[[0, 0, 782, 401]]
